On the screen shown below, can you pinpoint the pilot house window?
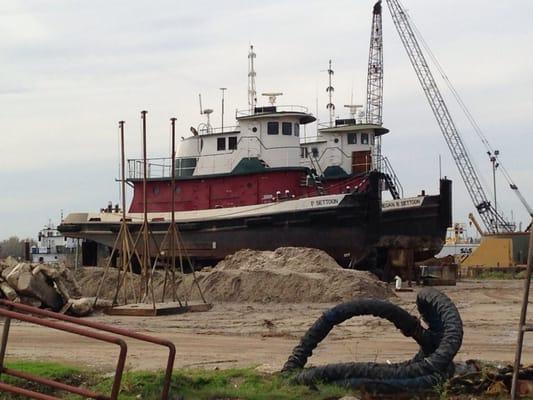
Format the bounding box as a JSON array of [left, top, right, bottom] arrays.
[[228, 136, 237, 150], [347, 133, 357, 144], [267, 122, 279, 135], [361, 133, 369, 145], [217, 137, 226, 151], [282, 122, 292, 135], [294, 123, 300, 137]]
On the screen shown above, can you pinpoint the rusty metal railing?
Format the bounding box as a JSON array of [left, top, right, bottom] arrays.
[[0, 299, 176, 400]]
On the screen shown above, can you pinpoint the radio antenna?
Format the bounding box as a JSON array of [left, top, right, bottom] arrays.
[[326, 59, 335, 126], [198, 93, 203, 115], [248, 45, 257, 112]]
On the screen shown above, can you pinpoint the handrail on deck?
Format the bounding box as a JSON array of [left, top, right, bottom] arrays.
[[0, 299, 176, 400], [236, 105, 309, 118]]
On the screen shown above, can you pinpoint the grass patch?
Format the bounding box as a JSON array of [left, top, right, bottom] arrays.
[[0, 361, 354, 400], [2, 360, 519, 399], [475, 271, 521, 280], [2, 361, 95, 399], [96, 367, 353, 400]]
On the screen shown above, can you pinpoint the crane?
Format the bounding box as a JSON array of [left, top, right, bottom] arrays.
[[366, 1, 384, 175], [365, 1, 404, 199], [384, 0, 515, 234], [366, 0, 384, 126]]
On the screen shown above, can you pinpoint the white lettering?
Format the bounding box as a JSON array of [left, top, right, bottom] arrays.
[[382, 197, 424, 210], [310, 198, 340, 208]]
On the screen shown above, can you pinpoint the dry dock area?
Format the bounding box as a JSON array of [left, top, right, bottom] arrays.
[[2, 279, 528, 372]]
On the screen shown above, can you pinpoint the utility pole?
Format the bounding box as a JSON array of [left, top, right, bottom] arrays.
[[489, 150, 499, 232]]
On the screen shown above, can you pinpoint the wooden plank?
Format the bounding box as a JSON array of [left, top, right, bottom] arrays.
[[103, 302, 212, 317]]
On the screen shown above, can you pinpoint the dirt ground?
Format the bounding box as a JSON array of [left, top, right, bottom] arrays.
[[2, 280, 530, 373]]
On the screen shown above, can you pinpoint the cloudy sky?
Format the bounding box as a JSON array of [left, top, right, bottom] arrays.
[[1, 0, 532, 239]]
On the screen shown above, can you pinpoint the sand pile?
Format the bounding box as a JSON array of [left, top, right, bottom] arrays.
[[194, 247, 394, 303], [75, 247, 394, 304]]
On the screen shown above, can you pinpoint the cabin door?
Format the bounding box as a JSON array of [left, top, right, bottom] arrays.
[[351, 151, 372, 174]]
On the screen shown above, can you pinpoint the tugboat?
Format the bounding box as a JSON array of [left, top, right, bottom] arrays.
[[31, 219, 79, 264], [59, 48, 451, 270]]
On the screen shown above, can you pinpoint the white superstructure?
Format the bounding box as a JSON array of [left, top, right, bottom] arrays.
[[31, 222, 78, 263]]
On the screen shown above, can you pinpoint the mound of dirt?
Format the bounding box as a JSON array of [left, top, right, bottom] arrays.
[[195, 247, 394, 303], [76, 247, 395, 304]]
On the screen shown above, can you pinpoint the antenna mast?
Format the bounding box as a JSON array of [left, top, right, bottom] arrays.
[[248, 45, 257, 112], [326, 60, 335, 126], [220, 87, 227, 132]]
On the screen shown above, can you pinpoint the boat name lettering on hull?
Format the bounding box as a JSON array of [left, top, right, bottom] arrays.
[[310, 198, 340, 207], [382, 197, 424, 210]]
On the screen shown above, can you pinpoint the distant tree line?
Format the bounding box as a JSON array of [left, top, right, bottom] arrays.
[[0, 236, 35, 259]]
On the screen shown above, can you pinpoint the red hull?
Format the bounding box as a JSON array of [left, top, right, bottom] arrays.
[[129, 169, 365, 213]]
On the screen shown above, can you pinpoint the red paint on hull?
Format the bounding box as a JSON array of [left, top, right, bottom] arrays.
[[129, 169, 365, 213]]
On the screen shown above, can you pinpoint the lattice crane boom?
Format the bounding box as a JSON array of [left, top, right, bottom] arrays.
[[384, 0, 513, 233], [366, 0, 384, 126]]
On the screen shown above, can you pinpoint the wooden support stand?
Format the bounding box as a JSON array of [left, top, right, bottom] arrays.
[[94, 114, 211, 317]]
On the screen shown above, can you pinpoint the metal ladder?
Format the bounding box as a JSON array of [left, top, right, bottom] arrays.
[[381, 156, 403, 199], [511, 224, 533, 399], [308, 156, 327, 195]]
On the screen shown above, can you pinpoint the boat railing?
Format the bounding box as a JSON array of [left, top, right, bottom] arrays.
[[317, 119, 370, 130], [236, 105, 309, 118], [127, 157, 198, 179], [127, 134, 302, 179], [197, 125, 240, 136], [377, 155, 404, 198]]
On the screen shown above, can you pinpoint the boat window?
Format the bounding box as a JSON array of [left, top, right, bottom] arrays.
[[228, 136, 237, 150], [294, 123, 300, 137], [300, 147, 309, 158], [361, 133, 369, 145], [282, 122, 292, 135], [371, 134, 375, 145], [348, 133, 357, 144], [176, 157, 197, 177], [267, 122, 279, 135], [217, 137, 226, 151]]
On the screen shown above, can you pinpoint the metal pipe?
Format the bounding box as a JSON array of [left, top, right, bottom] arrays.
[[2, 368, 108, 400], [0, 299, 176, 400], [0, 315, 11, 378], [0, 306, 127, 400], [220, 88, 227, 132], [511, 219, 533, 399], [170, 117, 177, 302], [120, 121, 127, 223], [141, 110, 150, 298], [0, 382, 60, 400]]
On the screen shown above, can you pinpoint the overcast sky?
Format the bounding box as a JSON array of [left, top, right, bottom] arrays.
[[1, 0, 532, 240]]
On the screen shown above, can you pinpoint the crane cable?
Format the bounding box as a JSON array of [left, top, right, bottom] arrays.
[[406, 10, 524, 200]]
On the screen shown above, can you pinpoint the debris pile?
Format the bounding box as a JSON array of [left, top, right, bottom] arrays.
[[0, 259, 109, 316], [449, 360, 533, 397]]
